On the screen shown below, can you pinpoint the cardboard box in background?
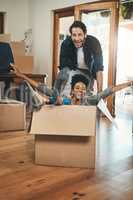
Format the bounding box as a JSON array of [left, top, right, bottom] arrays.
[[0, 34, 11, 43], [0, 100, 26, 132], [10, 41, 25, 56], [0, 35, 34, 73], [30, 105, 97, 168], [14, 55, 33, 74]]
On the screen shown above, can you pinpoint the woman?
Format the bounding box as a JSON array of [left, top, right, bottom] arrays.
[[12, 64, 133, 108]]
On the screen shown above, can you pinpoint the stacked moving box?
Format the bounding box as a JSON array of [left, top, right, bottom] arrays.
[[0, 33, 33, 73], [10, 41, 33, 74], [0, 34, 27, 131], [0, 100, 26, 132]]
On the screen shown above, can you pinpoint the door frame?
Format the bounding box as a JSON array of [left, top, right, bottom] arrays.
[[52, 7, 74, 85], [74, 1, 119, 115], [0, 12, 5, 34]]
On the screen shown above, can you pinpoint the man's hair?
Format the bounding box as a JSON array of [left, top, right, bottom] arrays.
[[69, 21, 87, 34], [71, 74, 89, 89]]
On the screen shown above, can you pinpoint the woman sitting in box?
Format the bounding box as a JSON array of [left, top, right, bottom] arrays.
[[12, 64, 89, 107], [11, 65, 92, 106]]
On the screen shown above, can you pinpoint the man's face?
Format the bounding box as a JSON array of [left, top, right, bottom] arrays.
[[71, 27, 86, 48], [72, 82, 87, 100]]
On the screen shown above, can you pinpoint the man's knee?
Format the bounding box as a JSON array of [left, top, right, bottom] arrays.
[[54, 67, 70, 94]]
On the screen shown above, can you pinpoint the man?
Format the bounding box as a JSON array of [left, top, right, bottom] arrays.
[[54, 20, 104, 96]]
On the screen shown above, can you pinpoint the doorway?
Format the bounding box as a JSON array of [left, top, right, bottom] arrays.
[[53, 8, 74, 83], [116, 11, 133, 114]]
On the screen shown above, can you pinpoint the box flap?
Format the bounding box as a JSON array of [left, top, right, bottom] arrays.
[[30, 105, 97, 136]]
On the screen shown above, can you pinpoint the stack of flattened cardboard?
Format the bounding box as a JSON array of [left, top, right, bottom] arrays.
[[0, 34, 11, 43], [0, 100, 26, 132], [30, 105, 97, 169]]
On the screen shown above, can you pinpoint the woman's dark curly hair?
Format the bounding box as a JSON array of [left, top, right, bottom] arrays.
[[69, 21, 87, 34], [71, 74, 89, 89]]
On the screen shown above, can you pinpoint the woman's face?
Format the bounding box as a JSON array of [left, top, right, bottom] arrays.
[[72, 82, 87, 100]]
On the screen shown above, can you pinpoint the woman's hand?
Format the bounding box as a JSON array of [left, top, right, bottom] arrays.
[[10, 63, 25, 78], [55, 96, 63, 105]]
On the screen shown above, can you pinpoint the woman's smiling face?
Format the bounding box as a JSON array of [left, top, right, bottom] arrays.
[[72, 81, 87, 100]]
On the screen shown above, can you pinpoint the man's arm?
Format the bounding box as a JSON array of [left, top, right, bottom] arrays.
[[96, 70, 103, 92], [60, 37, 76, 70], [90, 36, 104, 93]]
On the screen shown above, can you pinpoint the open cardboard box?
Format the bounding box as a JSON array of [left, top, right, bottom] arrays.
[[30, 105, 97, 168], [0, 99, 26, 132]]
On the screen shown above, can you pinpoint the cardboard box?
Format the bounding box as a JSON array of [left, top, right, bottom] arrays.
[[14, 55, 33, 73], [0, 100, 26, 131], [0, 34, 11, 42], [10, 41, 25, 56], [30, 105, 97, 168]]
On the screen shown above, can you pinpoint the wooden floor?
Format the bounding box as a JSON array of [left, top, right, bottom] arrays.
[[0, 109, 133, 200]]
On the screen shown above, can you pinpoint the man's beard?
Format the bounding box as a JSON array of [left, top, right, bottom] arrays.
[[73, 41, 83, 48]]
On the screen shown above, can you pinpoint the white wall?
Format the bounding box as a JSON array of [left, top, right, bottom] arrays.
[[0, 0, 29, 40], [29, 0, 94, 85]]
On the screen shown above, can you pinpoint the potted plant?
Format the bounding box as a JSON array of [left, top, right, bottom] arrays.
[[121, 1, 133, 19]]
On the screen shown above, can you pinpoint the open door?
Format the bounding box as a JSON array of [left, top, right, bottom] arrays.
[[53, 8, 74, 84], [74, 1, 119, 115]]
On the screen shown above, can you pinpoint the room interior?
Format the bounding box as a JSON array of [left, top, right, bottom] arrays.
[[0, 0, 133, 199]]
